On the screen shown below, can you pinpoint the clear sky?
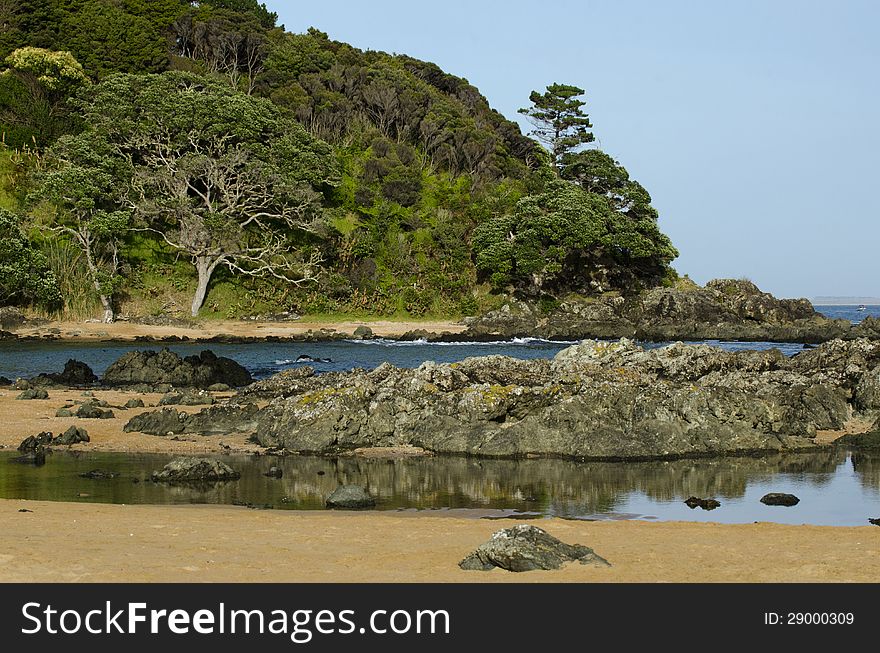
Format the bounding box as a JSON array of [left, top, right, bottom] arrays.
[[266, 0, 879, 299]]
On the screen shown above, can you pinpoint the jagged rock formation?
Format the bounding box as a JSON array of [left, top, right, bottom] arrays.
[[462, 280, 880, 343], [124, 338, 880, 460]]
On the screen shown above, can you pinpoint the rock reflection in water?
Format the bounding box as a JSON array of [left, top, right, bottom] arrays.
[[0, 448, 872, 524]]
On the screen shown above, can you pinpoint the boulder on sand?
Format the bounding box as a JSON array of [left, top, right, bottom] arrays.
[[103, 349, 252, 388], [459, 524, 611, 572]]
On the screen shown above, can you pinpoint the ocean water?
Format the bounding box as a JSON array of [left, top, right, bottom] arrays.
[[0, 337, 811, 381], [815, 304, 880, 323]]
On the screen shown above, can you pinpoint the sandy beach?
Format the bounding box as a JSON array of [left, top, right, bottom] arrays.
[[2, 499, 878, 583], [8, 318, 466, 343]]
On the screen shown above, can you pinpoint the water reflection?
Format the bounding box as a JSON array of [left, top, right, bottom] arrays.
[[2, 448, 876, 525]]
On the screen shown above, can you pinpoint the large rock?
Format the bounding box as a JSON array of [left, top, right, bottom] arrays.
[[461, 280, 864, 343], [459, 525, 610, 572], [103, 349, 252, 388], [53, 426, 90, 445], [0, 306, 26, 331], [123, 338, 880, 461], [150, 457, 241, 483], [326, 485, 376, 509], [34, 360, 98, 386]]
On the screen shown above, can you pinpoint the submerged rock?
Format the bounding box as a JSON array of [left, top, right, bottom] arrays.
[[80, 469, 118, 479], [103, 348, 252, 388], [151, 457, 241, 484], [264, 466, 283, 479], [11, 445, 47, 466], [684, 496, 722, 510], [326, 485, 376, 509], [760, 493, 800, 506], [459, 524, 611, 572]]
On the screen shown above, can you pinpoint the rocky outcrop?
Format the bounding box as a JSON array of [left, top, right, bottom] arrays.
[[150, 457, 241, 484], [462, 280, 877, 343], [459, 525, 610, 572], [124, 338, 880, 461], [33, 360, 98, 386], [102, 349, 252, 388]]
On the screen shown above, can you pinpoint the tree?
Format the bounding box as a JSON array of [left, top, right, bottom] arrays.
[[0, 207, 61, 308], [518, 83, 594, 170], [36, 134, 133, 322], [0, 47, 88, 147], [71, 72, 338, 316], [473, 179, 677, 295], [61, 1, 169, 77]]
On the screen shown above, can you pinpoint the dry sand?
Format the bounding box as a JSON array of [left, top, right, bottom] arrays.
[[11, 318, 465, 342], [2, 500, 878, 583]]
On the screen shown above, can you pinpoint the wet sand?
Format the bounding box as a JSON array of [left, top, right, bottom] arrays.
[[2, 499, 878, 582]]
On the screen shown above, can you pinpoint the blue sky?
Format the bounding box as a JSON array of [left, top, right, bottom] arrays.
[[266, 0, 879, 299]]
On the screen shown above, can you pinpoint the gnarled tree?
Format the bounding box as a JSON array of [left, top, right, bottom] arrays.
[[70, 71, 338, 316]]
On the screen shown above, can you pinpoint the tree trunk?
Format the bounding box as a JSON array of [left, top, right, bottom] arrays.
[[191, 256, 219, 317], [99, 295, 114, 324]]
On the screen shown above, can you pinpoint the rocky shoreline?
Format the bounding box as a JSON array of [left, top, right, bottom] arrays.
[[2, 279, 879, 346], [118, 337, 880, 461]]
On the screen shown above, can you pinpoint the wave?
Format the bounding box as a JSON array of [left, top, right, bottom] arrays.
[[342, 337, 577, 347]]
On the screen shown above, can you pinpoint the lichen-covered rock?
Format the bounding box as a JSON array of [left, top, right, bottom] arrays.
[[150, 457, 241, 483], [124, 398, 145, 409], [16, 388, 48, 400], [461, 280, 872, 343], [459, 525, 610, 572], [325, 485, 376, 509], [158, 391, 215, 406], [103, 348, 252, 388], [123, 338, 880, 461]]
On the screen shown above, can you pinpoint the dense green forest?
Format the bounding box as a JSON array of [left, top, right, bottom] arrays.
[[0, 0, 678, 322]]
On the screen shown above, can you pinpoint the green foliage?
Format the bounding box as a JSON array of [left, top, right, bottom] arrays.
[[0, 5, 681, 319], [0, 207, 61, 308], [473, 178, 677, 295], [519, 83, 594, 168], [0, 47, 88, 148], [61, 1, 170, 77]]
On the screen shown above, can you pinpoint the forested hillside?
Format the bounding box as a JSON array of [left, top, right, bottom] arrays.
[[0, 0, 678, 322]]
